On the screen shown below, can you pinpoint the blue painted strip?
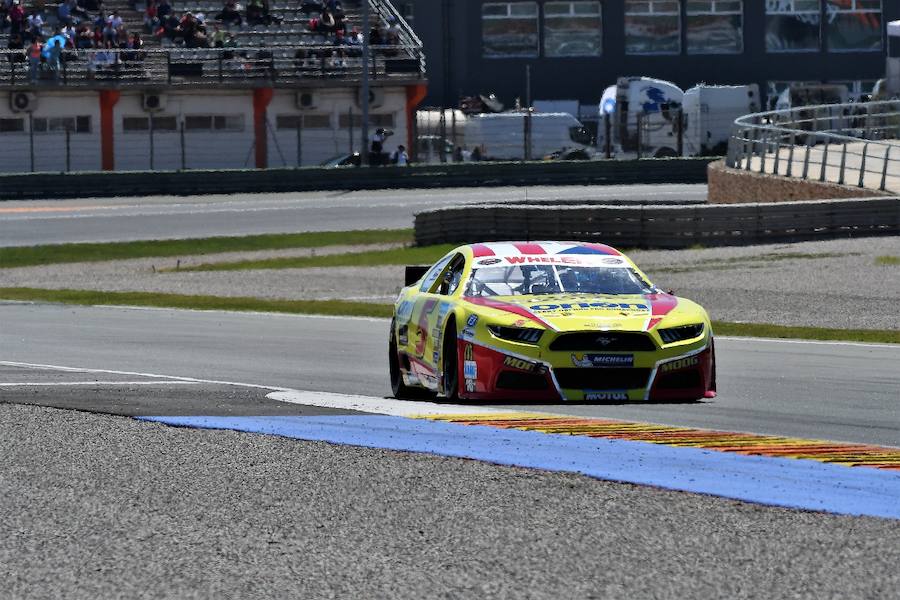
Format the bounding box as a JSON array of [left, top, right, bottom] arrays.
[[139, 415, 900, 519]]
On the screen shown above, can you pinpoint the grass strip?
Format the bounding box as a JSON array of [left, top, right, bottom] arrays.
[[875, 256, 900, 266], [711, 321, 900, 345], [0, 229, 413, 269], [0, 288, 394, 318], [173, 244, 457, 272], [1, 287, 897, 344]]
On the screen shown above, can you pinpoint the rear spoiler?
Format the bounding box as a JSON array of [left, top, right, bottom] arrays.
[[405, 265, 430, 286]]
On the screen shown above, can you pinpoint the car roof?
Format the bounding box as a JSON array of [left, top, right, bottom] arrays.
[[463, 241, 623, 258]]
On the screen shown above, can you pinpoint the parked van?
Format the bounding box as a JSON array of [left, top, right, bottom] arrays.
[[611, 76, 684, 158], [465, 112, 593, 161], [682, 84, 760, 156]]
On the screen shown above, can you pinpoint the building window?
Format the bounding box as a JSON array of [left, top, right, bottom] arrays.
[[0, 118, 25, 133], [122, 116, 177, 132], [543, 1, 602, 57], [32, 116, 91, 133], [625, 0, 681, 55], [687, 0, 743, 54], [482, 2, 539, 58], [339, 114, 395, 128], [184, 115, 244, 131], [276, 115, 332, 129], [826, 0, 882, 52], [766, 0, 821, 52]]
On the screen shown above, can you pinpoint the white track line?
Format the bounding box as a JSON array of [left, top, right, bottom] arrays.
[[267, 390, 517, 418], [717, 335, 900, 350], [0, 381, 202, 386]]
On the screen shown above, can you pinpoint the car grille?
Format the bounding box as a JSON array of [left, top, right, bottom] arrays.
[[554, 368, 652, 390], [655, 370, 703, 390], [549, 332, 656, 352], [496, 371, 549, 390]]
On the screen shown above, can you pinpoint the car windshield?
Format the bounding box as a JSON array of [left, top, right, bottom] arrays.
[[465, 263, 655, 297]]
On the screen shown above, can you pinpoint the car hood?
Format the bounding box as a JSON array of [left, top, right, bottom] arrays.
[[464, 293, 681, 333]]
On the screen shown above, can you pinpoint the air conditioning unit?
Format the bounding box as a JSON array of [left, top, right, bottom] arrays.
[[356, 87, 384, 109], [296, 91, 317, 110], [142, 93, 167, 112], [9, 91, 37, 113]]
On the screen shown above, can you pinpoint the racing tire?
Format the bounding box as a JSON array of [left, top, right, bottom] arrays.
[[389, 320, 434, 400], [441, 324, 460, 401]]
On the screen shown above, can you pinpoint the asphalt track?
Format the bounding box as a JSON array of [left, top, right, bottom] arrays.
[[2, 302, 898, 448], [0, 184, 706, 247]]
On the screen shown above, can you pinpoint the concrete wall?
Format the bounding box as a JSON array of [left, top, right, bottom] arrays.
[[707, 160, 886, 204]]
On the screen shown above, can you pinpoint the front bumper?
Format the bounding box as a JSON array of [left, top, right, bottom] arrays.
[[458, 336, 715, 402]]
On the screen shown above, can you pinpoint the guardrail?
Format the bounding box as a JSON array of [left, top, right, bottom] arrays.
[[0, 158, 713, 201], [0, 45, 425, 88], [726, 100, 900, 194], [414, 197, 900, 248]]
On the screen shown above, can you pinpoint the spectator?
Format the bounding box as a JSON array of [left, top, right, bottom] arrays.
[[42, 31, 64, 80], [156, 0, 171, 21], [57, 0, 76, 26], [299, 0, 322, 16], [25, 12, 43, 40], [0, 2, 8, 33], [143, 0, 157, 32], [391, 145, 408, 166], [215, 0, 241, 27], [75, 23, 93, 48], [370, 127, 391, 166], [8, 0, 26, 34], [246, 0, 278, 27], [27, 35, 41, 80], [7, 32, 26, 64]]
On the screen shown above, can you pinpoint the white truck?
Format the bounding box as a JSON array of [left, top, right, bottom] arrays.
[[681, 84, 761, 156], [609, 76, 684, 158], [464, 112, 593, 161]]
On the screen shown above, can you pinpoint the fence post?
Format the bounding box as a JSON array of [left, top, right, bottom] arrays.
[[348, 107, 354, 154], [802, 139, 811, 179], [28, 113, 34, 173], [786, 132, 795, 177], [881, 146, 890, 191], [149, 114, 155, 171], [604, 113, 611, 159], [858, 143, 868, 188], [180, 120, 186, 170], [676, 109, 683, 157], [758, 131, 767, 174], [772, 135, 780, 175], [819, 142, 829, 182], [744, 128, 754, 171], [524, 109, 532, 161], [65, 127, 71, 172], [636, 113, 643, 159], [296, 118, 302, 167], [219, 52, 224, 83], [838, 143, 847, 185], [166, 51, 172, 85]]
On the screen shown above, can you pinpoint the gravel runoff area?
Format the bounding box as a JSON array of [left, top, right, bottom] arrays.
[[2, 403, 900, 599], [2, 236, 898, 329]]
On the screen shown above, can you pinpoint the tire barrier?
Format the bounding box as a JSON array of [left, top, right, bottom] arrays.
[[0, 158, 714, 201], [414, 197, 900, 248]]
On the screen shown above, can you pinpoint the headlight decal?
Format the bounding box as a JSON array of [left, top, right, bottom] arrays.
[[658, 324, 705, 344], [488, 325, 544, 344]]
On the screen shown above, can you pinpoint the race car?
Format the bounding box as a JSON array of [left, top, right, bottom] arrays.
[[388, 241, 716, 402]]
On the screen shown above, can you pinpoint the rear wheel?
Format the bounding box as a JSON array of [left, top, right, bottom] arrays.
[[442, 324, 460, 400], [389, 319, 434, 400]]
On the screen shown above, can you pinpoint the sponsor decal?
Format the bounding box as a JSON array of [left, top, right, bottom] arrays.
[[396, 300, 414, 320], [571, 354, 634, 368], [465, 379, 476, 393], [659, 356, 700, 373], [437, 302, 451, 321], [414, 327, 427, 357], [602, 258, 623, 265], [478, 258, 502, 265], [432, 350, 440, 365], [502, 355, 543, 373], [505, 256, 582, 265], [584, 390, 628, 401], [461, 328, 476, 340], [464, 344, 474, 361], [398, 324, 409, 346], [466, 314, 479, 327], [530, 302, 649, 313], [514, 319, 528, 327], [432, 328, 442, 346], [463, 360, 478, 379]]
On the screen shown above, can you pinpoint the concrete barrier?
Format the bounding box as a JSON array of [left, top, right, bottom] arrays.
[[0, 158, 715, 201], [414, 197, 900, 248]]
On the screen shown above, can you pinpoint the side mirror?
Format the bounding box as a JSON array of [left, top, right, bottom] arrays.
[[405, 265, 430, 287]]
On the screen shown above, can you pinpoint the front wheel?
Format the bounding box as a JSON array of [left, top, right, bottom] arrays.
[[389, 319, 434, 400], [441, 325, 460, 401]]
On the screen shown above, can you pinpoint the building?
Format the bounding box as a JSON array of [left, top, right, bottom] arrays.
[[0, 0, 426, 172], [402, 0, 899, 115]]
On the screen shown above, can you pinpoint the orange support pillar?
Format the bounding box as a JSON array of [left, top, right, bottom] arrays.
[[253, 88, 274, 169], [405, 83, 428, 154], [99, 90, 121, 171]]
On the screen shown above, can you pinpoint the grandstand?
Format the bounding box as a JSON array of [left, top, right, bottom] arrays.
[[0, 0, 426, 172]]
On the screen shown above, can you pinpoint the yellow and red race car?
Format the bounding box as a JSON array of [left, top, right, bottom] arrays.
[[389, 241, 716, 402]]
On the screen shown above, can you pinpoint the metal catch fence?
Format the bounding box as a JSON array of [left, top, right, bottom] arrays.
[[726, 100, 900, 194]]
